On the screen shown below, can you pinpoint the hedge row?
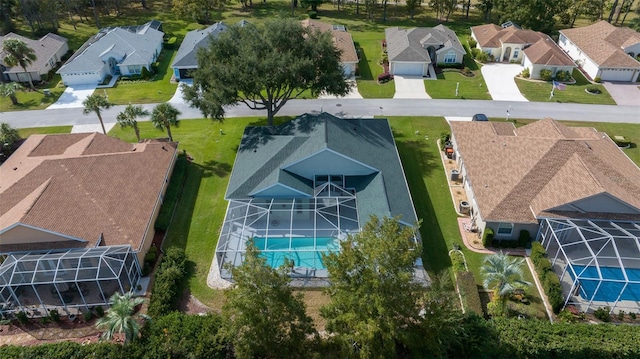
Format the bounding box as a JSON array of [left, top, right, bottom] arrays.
[[147, 247, 187, 317], [450, 250, 466, 273], [457, 271, 484, 316], [530, 242, 564, 313], [482, 227, 494, 247]]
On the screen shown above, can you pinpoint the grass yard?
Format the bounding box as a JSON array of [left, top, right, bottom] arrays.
[[17, 126, 72, 138], [0, 74, 65, 112], [515, 69, 615, 105]]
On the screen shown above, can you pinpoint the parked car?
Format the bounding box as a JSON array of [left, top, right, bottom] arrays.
[[472, 114, 489, 121]]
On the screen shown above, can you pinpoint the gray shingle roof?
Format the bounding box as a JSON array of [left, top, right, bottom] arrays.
[[172, 22, 228, 68], [385, 25, 464, 62], [226, 113, 418, 225], [57, 21, 163, 74], [0, 32, 68, 74]]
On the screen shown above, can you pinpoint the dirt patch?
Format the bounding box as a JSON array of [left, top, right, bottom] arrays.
[[0, 318, 102, 346], [178, 289, 214, 315], [297, 289, 330, 332]]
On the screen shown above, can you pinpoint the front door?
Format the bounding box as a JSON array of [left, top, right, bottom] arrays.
[[503, 47, 511, 62]]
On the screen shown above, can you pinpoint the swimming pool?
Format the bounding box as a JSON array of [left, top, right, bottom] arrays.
[[252, 237, 340, 269], [570, 265, 640, 302]]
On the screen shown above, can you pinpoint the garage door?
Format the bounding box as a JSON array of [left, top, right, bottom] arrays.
[[600, 69, 634, 82], [392, 62, 424, 76]]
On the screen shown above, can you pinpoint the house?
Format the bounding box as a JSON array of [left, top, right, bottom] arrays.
[[302, 19, 359, 77], [385, 25, 465, 77], [0, 33, 69, 83], [214, 113, 418, 280], [0, 133, 177, 316], [522, 37, 576, 79], [172, 22, 229, 81], [559, 20, 640, 82], [450, 118, 640, 240], [57, 20, 164, 86], [471, 23, 547, 63]]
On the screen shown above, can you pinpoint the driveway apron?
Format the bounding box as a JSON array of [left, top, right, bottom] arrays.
[[393, 75, 431, 99], [47, 85, 97, 109], [481, 63, 528, 102], [603, 82, 640, 106]]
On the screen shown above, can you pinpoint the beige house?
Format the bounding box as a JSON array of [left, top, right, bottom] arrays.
[[559, 20, 640, 82], [0, 32, 69, 83], [0, 133, 177, 315], [522, 37, 576, 79], [471, 23, 547, 63], [302, 19, 359, 77], [449, 119, 640, 241]]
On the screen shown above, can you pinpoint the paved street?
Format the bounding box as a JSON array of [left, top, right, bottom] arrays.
[[2, 98, 639, 129]]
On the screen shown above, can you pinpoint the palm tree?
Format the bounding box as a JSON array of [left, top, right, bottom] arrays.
[[82, 94, 112, 135], [116, 104, 149, 142], [2, 39, 37, 90], [0, 82, 24, 105], [481, 253, 530, 300], [95, 292, 149, 345], [150, 103, 180, 142]]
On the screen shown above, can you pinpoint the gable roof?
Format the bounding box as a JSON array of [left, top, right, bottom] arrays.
[[560, 20, 640, 68], [0, 32, 68, 74], [450, 119, 640, 224], [301, 19, 359, 64], [226, 113, 418, 224], [471, 23, 547, 48], [0, 133, 177, 253], [57, 21, 163, 74], [172, 22, 229, 68], [523, 36, 576, 66], [385, 25, 464, 63]]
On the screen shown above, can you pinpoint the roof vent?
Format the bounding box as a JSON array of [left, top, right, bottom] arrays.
[[584, 141, 592, 150]]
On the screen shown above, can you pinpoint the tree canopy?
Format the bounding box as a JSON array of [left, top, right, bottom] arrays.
[[321, 216, 424, 358], [183, 18, 351, 126], [82, 94, 112, 135], [2, 38, 37, 90], [150, 103, 180, 142], [116, 104, 149, 142], [0, 122, 20, 164]]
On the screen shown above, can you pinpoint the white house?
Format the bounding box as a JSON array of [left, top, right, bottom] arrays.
[[471, 23, 546, 63], [57, 20, 164, 86], [0, 33, 68, 83], [559, 20, 640, 82], [385, 25, 465, 77], [522, 37, 576, 80]]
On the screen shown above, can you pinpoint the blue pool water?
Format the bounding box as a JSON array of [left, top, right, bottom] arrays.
[[252, 237, 339, 270], [569, 265, 640, 302]]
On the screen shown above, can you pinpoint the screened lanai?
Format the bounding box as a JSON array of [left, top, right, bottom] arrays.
[[538, 218, 640, 313], [215, 184, 361, 279], [0, 245, 140, 317]]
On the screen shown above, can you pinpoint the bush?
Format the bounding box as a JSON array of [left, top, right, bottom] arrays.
[[557, 309, 577, 323], [439, 132, 450, 150], [165, 36, 177, 49], [151, 62, 160, 74], [539, 68, 553, 81], [437, 62, 464, 69], [517, 230, 530, 248], [16, 311, 28, 324], [543, 273, 564, 313], [95, 306, 104, 318], [482, 227, 494, 247], [470, 48, 480, 58], [475, 51, 489, 62], [49, 309, 60, 322], [83, 310, 93, 321], [594, 76, 602, 83], [377, 72, 392, 83], [457, 271, 483, 316], [618, 310, 625, 321], [555, 70, 571, 82], [140, 66, 152, 80], [145, 250, 157, 267], [308, 10, 317, 19], [586, 85, 601, 94], [594, 306, 611, 322], [631, 312, 637, 320], [450, 251, 466, 273], [148, 247, 187, 317], [467, 37, 477, 49], [520, 68, 530, 78]]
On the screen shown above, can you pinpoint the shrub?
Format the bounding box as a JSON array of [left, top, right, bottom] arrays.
[[618, 310, 626, 321], [557, 309, 577, 323], [450, 251, 466, 273], [145, 250, 157, 267], [140, 66, 152, 80], [543, 273, 564, 313], [530, 242, 546, 265], [16, 311, 29, 324], [83, 310, 93, 321], [377, 72, 392, 83], [308, 11, 317, 19], [586, 85, 601, 94], [439, 132, 450, 150], [555, 70, 571, 82], [520, 68, 530, 78], [95, 306, 104, 318], [475, 51, 489, 62], [539, 68, 553, 81], [482, 227, 494, 247], [470, 48, 480, 58], [457, 271, 483, 315], [148, 247, 187, 317], [631, 312, 637, 320], [151, 62, 160, 74], [49, 309, 60, 322], [467, 37, 477, 49], [594, 76, 602, 83], [165, 36, 177, 49], [594, 306, 611, 322], [517, 230, 530, 248], [437, 62, 464, 69]]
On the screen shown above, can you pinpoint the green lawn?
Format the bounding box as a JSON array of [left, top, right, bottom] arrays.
[[17, 126, 72, 138], [515, 69, 616, 105], [0, 74, 65, 112]]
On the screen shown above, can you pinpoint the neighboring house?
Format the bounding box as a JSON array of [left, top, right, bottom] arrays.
[[214, 113, 418, 280], [522, 37, 576, 79], [0, 33, 69, 83], [385, 25, 465, 77], [171, 22, 228, 81], [559, 20, 640, 82], [302, 19, 359, 77], [0, 133, 177, 316], [57, 20, 164, 86], [471, 23, 547, 63]]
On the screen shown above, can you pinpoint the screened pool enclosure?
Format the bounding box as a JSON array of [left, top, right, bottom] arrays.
[[538, 218, 640, 313], [215, 187, 361, 279], [0, 245, 141, 317]]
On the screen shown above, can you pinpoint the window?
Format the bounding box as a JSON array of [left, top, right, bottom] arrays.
[[497, 223, 514, 235], [559, 35, 566, 45], [513, 48, 520, 58], [444, 50, 456, 63], [127, 65, 142, 74]]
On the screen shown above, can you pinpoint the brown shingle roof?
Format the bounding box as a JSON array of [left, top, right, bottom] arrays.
[[451, 119, 640, 224], [471, 24, 546, 48], [560, 20, 640, 68], [0, 133, 177, 251], [523, 37, 576, 66], [301, 19, 358, 63]]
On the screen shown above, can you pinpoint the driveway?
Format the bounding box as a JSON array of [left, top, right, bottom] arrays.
[[393, 75, 431, 99], [319, 78, 363, 99], [169, 79, 192, 104], [602, 82, 640, 106], [71, 123, 116, 134], [481, 63, 528, 102], [47, 85, 97, 110]]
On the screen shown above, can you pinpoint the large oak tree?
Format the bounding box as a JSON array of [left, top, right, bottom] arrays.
[[183, 18, 351, 126]]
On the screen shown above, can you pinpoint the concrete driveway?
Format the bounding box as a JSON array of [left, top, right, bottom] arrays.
[[603, 82, 640, 106], [169, 79, 192, 104], [481, 63, 528, 102], [319, 78, 363, 99], [393, 75, 431, 99], [47, 85, 97, 110]]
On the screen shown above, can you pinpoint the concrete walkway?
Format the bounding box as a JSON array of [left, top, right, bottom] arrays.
[[603, 81, 640, 106], [47, 85, 96, 110], [481, 63, 528, 102], [393, 75, 431, 99]]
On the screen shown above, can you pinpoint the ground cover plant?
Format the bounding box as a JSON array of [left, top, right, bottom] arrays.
[[515, 69, 615, 105]]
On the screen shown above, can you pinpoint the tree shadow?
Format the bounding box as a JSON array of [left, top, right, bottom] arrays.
[[355, 42, 373, 81], [196, 160, 232, 177], [163, 161, 204, 251]]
